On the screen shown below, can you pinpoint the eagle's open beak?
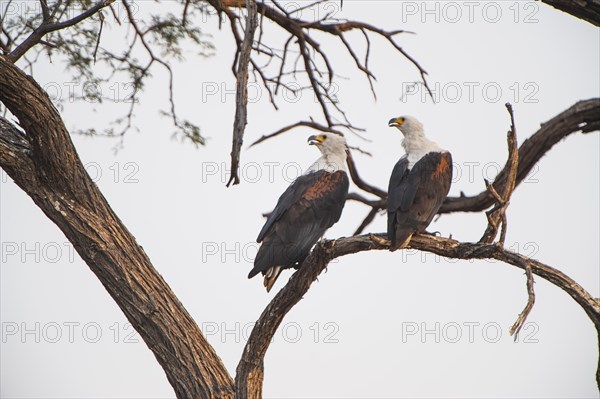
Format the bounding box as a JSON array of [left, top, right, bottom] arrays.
[[388, 117, 401, 127], [308, 135, 324, 145]]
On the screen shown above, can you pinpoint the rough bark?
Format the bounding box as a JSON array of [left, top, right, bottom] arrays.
[[0, 55, 234, 399], [541, 0, 600, 26]]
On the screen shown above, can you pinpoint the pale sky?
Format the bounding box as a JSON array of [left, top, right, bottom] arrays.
[[1, 1, 599, 398]]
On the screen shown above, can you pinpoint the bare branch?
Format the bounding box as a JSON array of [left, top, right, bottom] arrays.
[[227, 0, 257, 187], [345, 150, 387, 199], [541, 0, 600, 26], [510, 261, 536, 339], [0, 0, 15, 31], [346, 192, 383, 208], [225, 0, 257, 186], [476, 104, 535, 338], [480, 103, 519, 245], [182, 0, 192, 26], [353, 206, 379, 235], [338, 31, 376, 98], [298, 37, 333, 126], [249, 120, 344, 147], [235, 239, 337, 397], [441, 98, 600, 214], [39, 0, 51, 22], [236, 232, 600, 394], [92, 11, 104, 63]]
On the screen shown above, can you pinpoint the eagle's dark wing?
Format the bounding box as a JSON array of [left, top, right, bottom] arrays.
[[249, 170, 349, 279], [387, 151, 452, 251], [387, 156, 410, 246]]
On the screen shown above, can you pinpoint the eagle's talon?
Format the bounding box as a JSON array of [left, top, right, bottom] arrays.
[[424, 230, 442, 237]]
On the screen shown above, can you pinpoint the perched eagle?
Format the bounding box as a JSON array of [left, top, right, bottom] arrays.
[[387, 116, 452, 251], [248, 133, 349, 292]]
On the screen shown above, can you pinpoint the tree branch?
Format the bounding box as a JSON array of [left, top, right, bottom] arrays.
[[441, 98, 600, 214], [236, 232, 600, 394], [509, 259, 536, 339], [480, 103, 519, 245], [227, 0, 257, 187], [346, 150, 387, 199], [235, 239, 337, 398], [541, 0, 600, 26], [476, 104, 535, 339], [248, 120, 369, 149], [0, 54, 234, 399]]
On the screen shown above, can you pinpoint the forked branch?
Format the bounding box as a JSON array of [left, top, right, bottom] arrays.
[[477, 103, 535, 339], [441, 98, 600, 214], [480, 103, 520, 245], [236, 233, 600, 393]]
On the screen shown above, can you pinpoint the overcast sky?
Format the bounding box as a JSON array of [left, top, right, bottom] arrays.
[[1, 1, 599, 398]]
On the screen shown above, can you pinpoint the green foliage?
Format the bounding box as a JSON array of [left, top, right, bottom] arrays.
[[1, 0, 214, 145]]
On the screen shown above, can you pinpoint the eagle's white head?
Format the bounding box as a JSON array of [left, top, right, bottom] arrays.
[[388, 115, 444, 167], [308, 132, 347, 155], [388, 115, 425, 137], [306, 132, 347, 173]]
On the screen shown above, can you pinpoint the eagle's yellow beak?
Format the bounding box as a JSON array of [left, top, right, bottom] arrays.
[[308, 135, 325, 145], [388, 117, 404, 127]]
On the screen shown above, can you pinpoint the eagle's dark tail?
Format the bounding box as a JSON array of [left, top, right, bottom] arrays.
[[263, 266, 283, 293], [390, 229, 412, 252], [249, 239, 287, 292], [248, 240, 275, 279]]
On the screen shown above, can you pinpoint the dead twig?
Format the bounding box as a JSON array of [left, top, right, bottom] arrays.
[[510, 260, 536, 339], [441, 99, 600, 214], [479, 102, 519, 245], [227, 0, 258, 187], [476, 103, 534, 339]]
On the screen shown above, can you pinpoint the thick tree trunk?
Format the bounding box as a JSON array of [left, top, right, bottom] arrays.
[[0, 55, 234, 398]]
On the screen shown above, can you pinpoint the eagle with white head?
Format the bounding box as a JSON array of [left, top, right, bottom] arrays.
[[248, 132, 349, 291], [387, 116, 452, 251]]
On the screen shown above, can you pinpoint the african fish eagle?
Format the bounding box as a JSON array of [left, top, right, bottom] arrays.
[[387, 116, 452, 251], [248, 132, 350, 292]]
